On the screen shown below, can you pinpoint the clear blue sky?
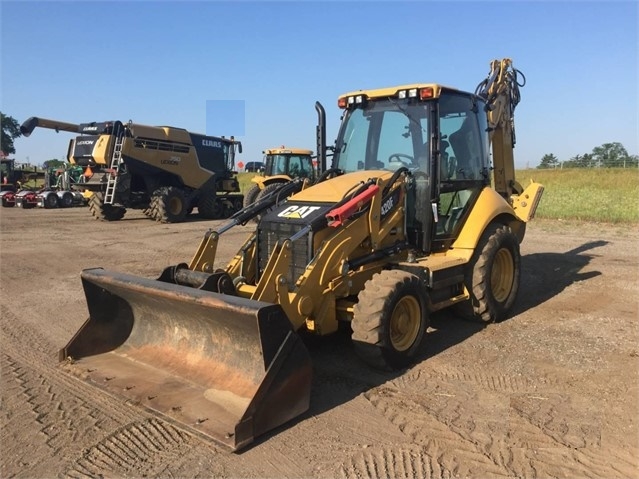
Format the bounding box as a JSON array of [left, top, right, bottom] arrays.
[[2, 1, 637, 169]]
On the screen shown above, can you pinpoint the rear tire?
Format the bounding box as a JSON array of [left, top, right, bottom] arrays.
[[243, 184, 261, 209], [89, 192, 126, 221], [198, 189, 223, 219], [253, 182, 286, 222], [152, 186, 187, 223], [45, 193, 59, 209], [255, 182, 285, 203], [61, 192, 74, 208], [352, 270, 427, 371], [453, 223, 521, 323]]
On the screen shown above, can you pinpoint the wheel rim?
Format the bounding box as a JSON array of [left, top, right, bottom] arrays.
[[389, 296, 421, 352], [491, 248, 514, 303], [168, 196, 182, 216]]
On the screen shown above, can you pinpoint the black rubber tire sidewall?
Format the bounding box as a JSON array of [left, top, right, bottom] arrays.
[[243, 184, 261, 209], [352, 269, 428, 371], [455, 223, 521, 323]]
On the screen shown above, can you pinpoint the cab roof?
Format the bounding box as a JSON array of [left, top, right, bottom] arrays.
[[263, 147, 313, 155], [338, 83, 468, 101]]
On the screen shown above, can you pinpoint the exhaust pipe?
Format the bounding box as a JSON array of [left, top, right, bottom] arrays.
[[315, 101, 327, 175]]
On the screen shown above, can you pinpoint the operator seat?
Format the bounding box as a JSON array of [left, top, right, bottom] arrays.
[[439, 139, 452, 180], [415, 140, 451, 177], [448, 118, 473, 179]]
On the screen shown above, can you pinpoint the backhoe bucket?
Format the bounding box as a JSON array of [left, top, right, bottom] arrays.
[[59, 268, 312, 452]]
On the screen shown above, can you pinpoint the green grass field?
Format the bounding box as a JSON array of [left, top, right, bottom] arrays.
[[517, 168, 639, 224], [237, 172, 258, 194]]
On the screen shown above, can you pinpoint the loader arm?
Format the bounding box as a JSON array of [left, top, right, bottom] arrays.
[[237, 175, 407, 335]]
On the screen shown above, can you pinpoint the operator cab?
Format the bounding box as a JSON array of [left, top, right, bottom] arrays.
[[263, 148, 315, 180], [333, 85, 490, 254]]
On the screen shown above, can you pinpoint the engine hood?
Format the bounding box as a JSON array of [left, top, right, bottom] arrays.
[[291, 170, 391, 203]]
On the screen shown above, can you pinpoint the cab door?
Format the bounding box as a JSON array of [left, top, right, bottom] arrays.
[[432, 92, 489, 252]]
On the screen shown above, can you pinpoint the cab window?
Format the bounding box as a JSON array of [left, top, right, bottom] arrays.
[[435, 93, 486, 239], [335, 101, 429, 173]]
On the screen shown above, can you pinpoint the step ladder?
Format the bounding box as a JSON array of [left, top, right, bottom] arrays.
[[104, 133, 124, 204]]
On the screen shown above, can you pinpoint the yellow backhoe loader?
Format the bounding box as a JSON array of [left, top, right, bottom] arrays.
[[58, 59, 543, 451]]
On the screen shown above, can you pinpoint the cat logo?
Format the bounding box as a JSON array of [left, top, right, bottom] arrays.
[[277, 205, 321, 219]]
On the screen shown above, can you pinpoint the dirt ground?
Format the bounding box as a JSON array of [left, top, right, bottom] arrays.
[[1, 206, 637, 479]]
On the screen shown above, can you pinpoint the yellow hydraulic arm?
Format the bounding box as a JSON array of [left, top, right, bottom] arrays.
[[475, 58, 526, 199]]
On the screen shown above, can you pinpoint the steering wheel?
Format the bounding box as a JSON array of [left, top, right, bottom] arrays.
[[388, 153, 415, 167]]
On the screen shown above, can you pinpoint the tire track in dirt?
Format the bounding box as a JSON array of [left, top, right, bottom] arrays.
[[507, 445, 639, 479], [63, 418, 194, 479], [358, 364, 637, 478], [1, 353, 112, 452], [507, 393, 601, 449], [336, 445, 455, 479], [1, 304, 139, 476], [390, 366, 559, 394], [0, 305, 137, 421], [363, 386, 510, 478], [0, 304, 216, 477]]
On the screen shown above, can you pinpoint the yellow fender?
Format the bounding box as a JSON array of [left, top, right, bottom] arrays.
[[251, 175, 293, 190], [453, 187, 523, 250]]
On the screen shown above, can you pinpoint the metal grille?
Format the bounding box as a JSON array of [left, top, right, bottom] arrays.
[[257, 221, 310, 289]]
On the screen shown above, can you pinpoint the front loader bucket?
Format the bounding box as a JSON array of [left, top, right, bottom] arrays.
[[59, 268, 312, 452]]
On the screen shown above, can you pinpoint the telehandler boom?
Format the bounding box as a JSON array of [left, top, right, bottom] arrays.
[[58, 58, 543, 451]]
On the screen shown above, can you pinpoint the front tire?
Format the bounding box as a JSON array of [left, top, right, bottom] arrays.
[[89, 192, 126, 221], [152, 186, 187, 223], [454, 223, 521, 323], [352, 270, 427, 371]]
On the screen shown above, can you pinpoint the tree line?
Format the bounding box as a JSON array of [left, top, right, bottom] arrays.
[[1, 112, 21, 156], [538, 142, 639, 169]]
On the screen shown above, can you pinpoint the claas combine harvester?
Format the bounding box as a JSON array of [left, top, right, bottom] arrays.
[[20, 118, 243, 222], [57, 59, 543, 451]]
